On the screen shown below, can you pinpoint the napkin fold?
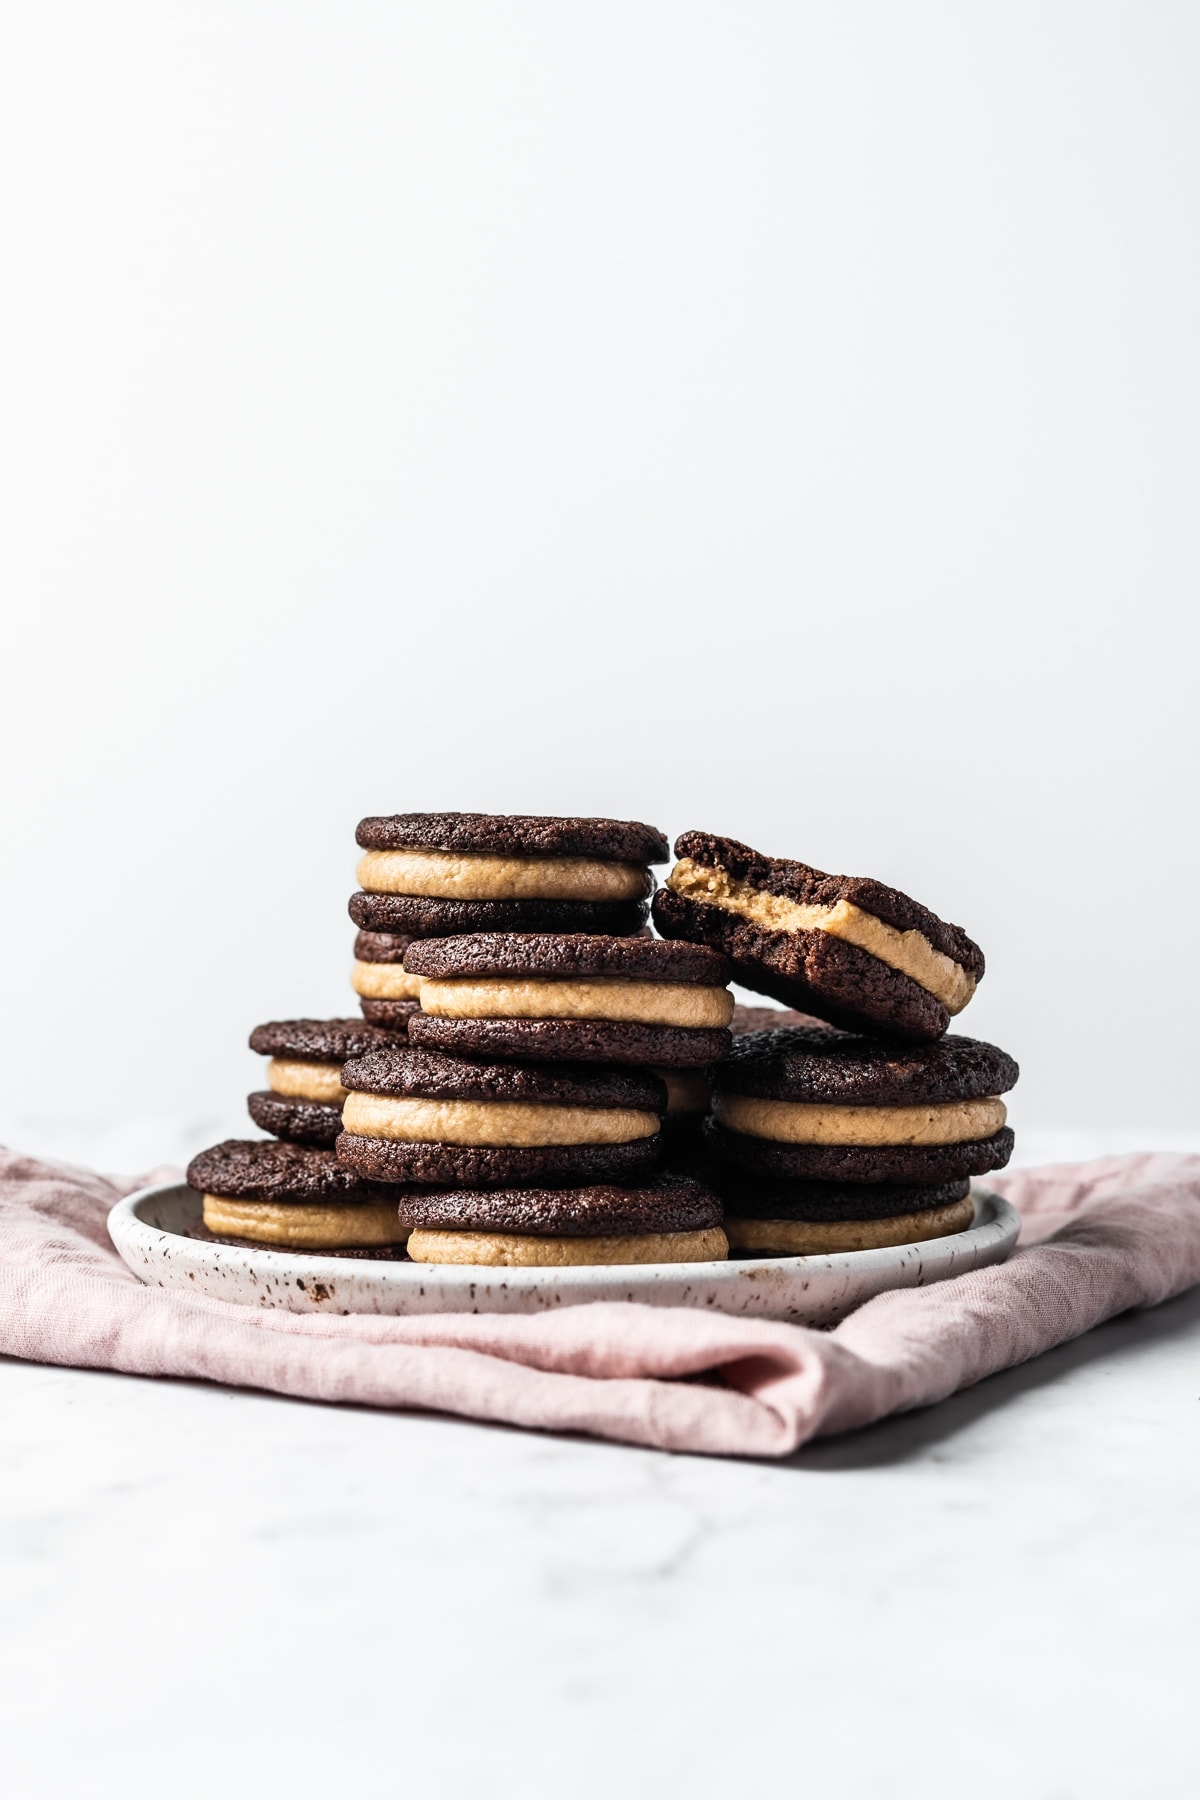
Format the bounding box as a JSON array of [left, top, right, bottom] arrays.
[[1, 1147, 1197, 1457]]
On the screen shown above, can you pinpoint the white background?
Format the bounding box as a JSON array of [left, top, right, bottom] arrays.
[[2, 2, 1198, 1166]]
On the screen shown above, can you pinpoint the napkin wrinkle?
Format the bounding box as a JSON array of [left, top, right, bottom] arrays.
[[1, 1146, 1198, 1458]]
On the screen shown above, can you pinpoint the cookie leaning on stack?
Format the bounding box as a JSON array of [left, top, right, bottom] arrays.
[[347, 813, 668, 1034], [654, 832, 985, 1042], [706, 1026, 1019, 1253]]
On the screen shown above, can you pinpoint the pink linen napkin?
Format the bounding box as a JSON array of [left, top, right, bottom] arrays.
[[1, 1146, 1197, 1458]]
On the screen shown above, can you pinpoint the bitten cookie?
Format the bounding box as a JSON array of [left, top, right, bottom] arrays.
[[653, 832, 984, 1041], [247, 1017, 401, 1145], [351, 812, 668, 943], [337, 1046, 666, 1187], [405, 933, 734, 1067], [400, 1173, 727, 1267], [185, 1139, 408, 1250], [706, 1026, 1017, 1185]]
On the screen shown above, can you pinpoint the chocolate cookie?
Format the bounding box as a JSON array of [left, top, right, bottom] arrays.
[[337, 1134, 661, 1188], [654, 832, 984, 1041], [337, 1046, 665, 1188], [246, 1091, 343, 1146], [395, 1173, 721, 1236], [405, 933, 731, 983], [356, 813, 669, 862], [186, 1139, 394, 1204], [349, 892, 652, 937], [405, 932, 733, 1068], [248, 1018, 398, 1061], [715, 1172, 971, 1222], [409, 1015, 730, 1067], [716, 1027, 1019, 1107], [703, 1120, 1015, 1184], [341, 1046, 666, 1110]]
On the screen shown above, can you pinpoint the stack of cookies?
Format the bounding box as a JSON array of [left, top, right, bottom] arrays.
[[335, 814, 735, 1267], [652, 830, 1019, 1253], [347, 811, 661, 1034]]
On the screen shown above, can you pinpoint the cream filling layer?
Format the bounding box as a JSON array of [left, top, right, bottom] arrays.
[[202, 1196, 408, 1248], [667, 858, 976, 1014], [356, 849, 647, 902], [725, 1197, 973, 1256], [351, 960, 423, 1000], [406, 1226, 728, 1267], [341, 1091, 660, 1146], [713, 1093, 1006, 1145], [266, 1059, 348, 1103], [420, 976, 733, 1029]]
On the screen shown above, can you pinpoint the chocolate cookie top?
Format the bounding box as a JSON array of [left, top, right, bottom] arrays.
[[714, 1027, 1018, 1105], [353, 930, 415, 965], [671, 832, 984, 975], [341, 1045, 666, 1112], [248, 1018, 400, 1062], [395, 1174, 721, 1235], [349, 893, 652, 936], [187, 1139, 393, 1203], [404, 932, 732, 984], [356, 813, 669, 863]]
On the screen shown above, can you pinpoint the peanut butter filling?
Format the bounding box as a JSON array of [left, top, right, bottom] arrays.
[[406, 1225, 728, 1267], [724, 1196, 974, 1256], [351, 960, 423, 1000], [667, 858, 976, 1013], [419, 976, 733, 1029], [341, 1091, 660, 1146], [356, 849, 647, 902], [202, 1195, 408, 1248], [266, 1059, 348, 1103], [713, 1093, 1006, 1146]]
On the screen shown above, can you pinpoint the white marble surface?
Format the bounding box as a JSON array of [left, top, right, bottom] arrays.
[[3, 1124, 1200, 1799]]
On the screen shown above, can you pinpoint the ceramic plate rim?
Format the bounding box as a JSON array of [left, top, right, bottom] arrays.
[[109, 1179, 1019, 1294]]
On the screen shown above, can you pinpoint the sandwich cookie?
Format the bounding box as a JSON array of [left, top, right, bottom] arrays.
[[654, 832, 985, 1041], [247, 1017, 400, 1145], [716, 1172, 974, 1255], [186, 1139, 409, 1251], [401, 1173, 727, 1267], [337, 1046, 666, 1187], [706, 1026, 1018, 1184], [351, 931, 422, 1031], [405, 933, 734, 1066], [352, 812, 668, 940]]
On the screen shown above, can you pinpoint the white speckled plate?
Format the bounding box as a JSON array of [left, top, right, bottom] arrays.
[[108, 1182, 1019, 1326]]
